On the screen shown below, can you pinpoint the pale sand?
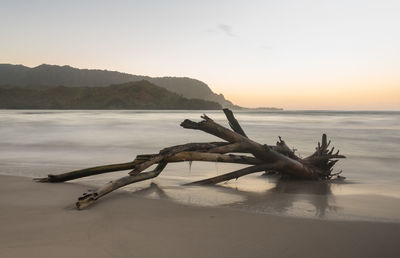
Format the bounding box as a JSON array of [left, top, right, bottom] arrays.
[[0, 175, 399, 258]]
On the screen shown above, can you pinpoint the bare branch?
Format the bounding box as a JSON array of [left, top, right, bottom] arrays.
[[186, 163, 279, 185], [223, 108, 247, 137]]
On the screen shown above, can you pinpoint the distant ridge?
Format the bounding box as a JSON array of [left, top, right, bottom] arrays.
[[0, 63, 236, 108], [0, 80, 222, 110]]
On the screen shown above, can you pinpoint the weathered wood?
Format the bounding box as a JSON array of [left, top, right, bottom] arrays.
[[35, 142, 229, 182], [273, 136, 299, 160], [186, 163, 279, 185], [34, 109, 345, 209], [223, 108, 247, 137], [35, 152, 260, 182], [222, 109, 298, 159], [130, 142, 233, 175], [34, 139, 302, 183], [167, 152, 260, 165], [181, 115, 323, 179], [33, 160, 144, 183], [302, 134, 346, 178], [76, 162, 168, 209]]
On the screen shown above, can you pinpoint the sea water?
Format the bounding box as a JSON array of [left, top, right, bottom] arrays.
[[1, 110, 399, 221]]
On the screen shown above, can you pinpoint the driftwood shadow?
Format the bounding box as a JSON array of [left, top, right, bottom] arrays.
[[126, 177, 351, 218]]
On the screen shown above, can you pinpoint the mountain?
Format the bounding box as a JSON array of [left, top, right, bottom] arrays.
[[0, 64, 236, 108], [0, 80, 222, 110]]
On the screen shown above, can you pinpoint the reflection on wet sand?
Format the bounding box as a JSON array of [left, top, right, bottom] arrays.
[[132, 182, 170, 199], [126, 177, 348, 219], [122, 175, 400, 221], [212, 176, 342, 218]]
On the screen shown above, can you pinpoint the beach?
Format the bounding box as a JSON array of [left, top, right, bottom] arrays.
[[1, 110, 400, 257], [1, 174, 399, 258], [2, 0, 400, 256], [1, 110, 400, 220]]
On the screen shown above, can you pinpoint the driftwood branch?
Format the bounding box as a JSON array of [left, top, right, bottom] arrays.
[[34, 152, 259, 183], [181, 115, 323, 179], [76, 162, 168, 209], [223, 108, 247, 137], [35, 109, 345, 209], [186, 163, 278, 185]]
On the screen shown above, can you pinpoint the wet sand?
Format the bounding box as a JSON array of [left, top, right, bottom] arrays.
[[1, 175, 399, 258]]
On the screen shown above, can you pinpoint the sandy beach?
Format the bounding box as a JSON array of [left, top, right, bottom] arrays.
[[1, 175, 399, 258], [2, 0, 400, 256]]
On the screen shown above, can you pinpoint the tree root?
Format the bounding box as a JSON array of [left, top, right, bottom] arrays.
[[35, 109, 345, 209]]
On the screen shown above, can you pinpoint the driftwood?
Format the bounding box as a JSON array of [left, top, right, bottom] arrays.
[[35, 109, 345, 209]]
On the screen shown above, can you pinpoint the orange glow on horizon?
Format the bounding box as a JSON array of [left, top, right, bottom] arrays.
[[226, 84, 400, 110]]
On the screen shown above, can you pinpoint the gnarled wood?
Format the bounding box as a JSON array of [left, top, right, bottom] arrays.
[[76, 162, 168, 209], [186, 163, 279, 185], [181, 115, 323, 179], [34, 152, 259, 183], [35, 109, 345, 209], [223, 108, 247, 137]]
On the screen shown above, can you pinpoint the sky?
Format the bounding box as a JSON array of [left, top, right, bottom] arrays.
[[1, 0, 399, 110]]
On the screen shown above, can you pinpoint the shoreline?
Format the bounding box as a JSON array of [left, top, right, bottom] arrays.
[[1, 174, 399, 258], [4, 171, 400, 223]]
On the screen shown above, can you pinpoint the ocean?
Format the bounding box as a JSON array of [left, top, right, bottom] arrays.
[[1, 110, 399, 221]]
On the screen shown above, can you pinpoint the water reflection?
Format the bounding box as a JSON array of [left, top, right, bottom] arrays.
[[126, 177, 351, 219], [218, 177, 341, 218], [132, 182, 170, 199]]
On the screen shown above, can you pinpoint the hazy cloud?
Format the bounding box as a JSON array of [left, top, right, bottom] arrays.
[[217, 24, 235, 37]]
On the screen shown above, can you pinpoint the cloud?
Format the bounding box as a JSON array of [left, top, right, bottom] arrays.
[[217, 24, 235, 37]]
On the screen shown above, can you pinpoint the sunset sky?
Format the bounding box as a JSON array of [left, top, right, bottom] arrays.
[[1, 0, 399, 110]]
